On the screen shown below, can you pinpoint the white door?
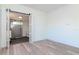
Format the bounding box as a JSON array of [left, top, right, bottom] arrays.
[[6, 9, 10, 47], [0, 8, 10, 48]]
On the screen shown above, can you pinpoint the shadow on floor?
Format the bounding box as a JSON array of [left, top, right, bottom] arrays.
[[10, 36, 29, 45]]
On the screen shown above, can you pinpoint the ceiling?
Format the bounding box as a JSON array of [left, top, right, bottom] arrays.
[[23, 4, 67, 12]]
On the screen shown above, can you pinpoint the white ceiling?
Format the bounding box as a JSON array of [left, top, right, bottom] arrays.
[[23, 4, 67, 12]]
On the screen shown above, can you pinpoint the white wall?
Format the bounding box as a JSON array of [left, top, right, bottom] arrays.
[[0, 8, 1, 47], [47, 5, 79, 48], [0, 4, 47, 48]]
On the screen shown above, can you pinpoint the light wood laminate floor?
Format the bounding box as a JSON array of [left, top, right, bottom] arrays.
[[0, 40, 79, 55]]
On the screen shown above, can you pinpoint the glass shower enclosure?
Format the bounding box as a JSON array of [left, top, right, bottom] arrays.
[[10, 19, 23, 38]]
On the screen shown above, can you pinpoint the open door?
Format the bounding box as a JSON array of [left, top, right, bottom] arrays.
[[6, 9, 32, 46]]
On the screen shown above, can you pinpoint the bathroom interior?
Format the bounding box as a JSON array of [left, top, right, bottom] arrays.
[[9, 10, 30, 44]]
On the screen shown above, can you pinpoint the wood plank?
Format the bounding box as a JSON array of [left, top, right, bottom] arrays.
[[0, 40, 79, 55]]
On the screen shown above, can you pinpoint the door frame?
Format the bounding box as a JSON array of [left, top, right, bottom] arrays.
[[6, 9, 32, 47]]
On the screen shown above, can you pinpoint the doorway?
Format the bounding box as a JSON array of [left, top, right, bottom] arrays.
[[9, 10, 30, 45]]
